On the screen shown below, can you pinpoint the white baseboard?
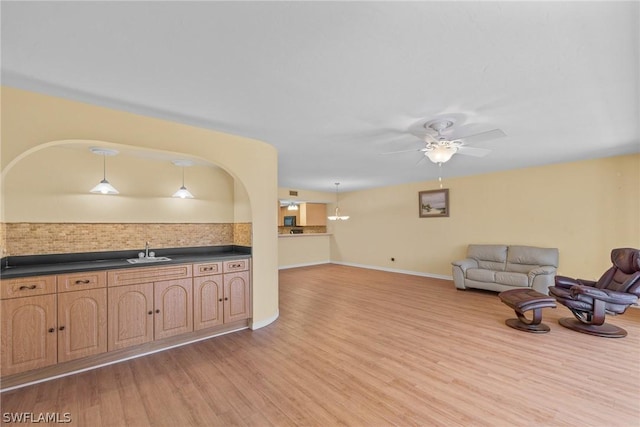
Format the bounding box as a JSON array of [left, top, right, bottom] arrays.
[[330, 261, 453, 281], [250, 309, 279, 330], [278, 260, 330, 270]]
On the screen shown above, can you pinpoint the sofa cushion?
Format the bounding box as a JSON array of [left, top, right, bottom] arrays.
[[506, 245, 559, 273], [466, 268, 496, 283], [467, 244, 507, 271], [495, 271, 529, 287]]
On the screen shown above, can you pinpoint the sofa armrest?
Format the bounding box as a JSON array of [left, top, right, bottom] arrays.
[[451, 258, 478, 290], [451, 258, 478, 272], [528, 266, 557, 295], [528, 266, 556, 278]]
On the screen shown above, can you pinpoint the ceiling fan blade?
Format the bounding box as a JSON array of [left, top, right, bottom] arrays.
[[457, 128, 506, 144], [423, 133, 438, 143], [415, 155, 427, 166], [457, 146, 492, 157], [380, 148, 421, 155]]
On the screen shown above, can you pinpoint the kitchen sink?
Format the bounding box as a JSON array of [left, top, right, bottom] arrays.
[[127, 256, 172, 264]]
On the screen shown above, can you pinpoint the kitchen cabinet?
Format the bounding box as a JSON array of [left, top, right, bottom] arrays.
[[154, 278, 193, 340], [299, 203, 327, 226], [193, 274, 224, 330], [107, 283, 154, 351], [279, 203, 327, 226], [1, 273, 108, 374], [1, 257, 250, 383], [223, 271, 251, 323], [57, 272, 107, 363], [1, 293, 57, 376], [107, 265, 193, 350], [57, 288, 107, 363], [222, 259, 251, 322], [193, 260, 251, 330]]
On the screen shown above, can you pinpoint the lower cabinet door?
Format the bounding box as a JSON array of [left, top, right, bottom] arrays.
[[108, 283, 154, 351], [193, 275, 224, 330], [154, 278, 193, 340], [57, 289, 107, 363], [1, 294, 57, 376], [223, 271, 251, 323]]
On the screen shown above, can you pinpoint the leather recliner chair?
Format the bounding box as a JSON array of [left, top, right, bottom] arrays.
[[548, 248, 640, 338]]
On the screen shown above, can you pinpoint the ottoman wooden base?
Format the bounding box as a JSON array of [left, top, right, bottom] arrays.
[[499, 288, 557, 333]]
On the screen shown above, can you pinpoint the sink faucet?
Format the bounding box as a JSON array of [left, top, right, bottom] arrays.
[[145, 241, 150, 258]]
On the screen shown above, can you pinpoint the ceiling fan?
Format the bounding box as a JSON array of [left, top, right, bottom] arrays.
[[383, 119, 506, 165]]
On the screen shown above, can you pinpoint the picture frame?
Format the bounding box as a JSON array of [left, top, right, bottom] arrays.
[[419, 189, 449, 218]]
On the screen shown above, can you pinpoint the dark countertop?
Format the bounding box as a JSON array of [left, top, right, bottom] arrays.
[[0, 245, 251, 279]]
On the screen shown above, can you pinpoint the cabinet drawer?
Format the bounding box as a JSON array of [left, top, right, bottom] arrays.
[[57, 271, 107, 292], [108, 264, 192, 287], [193, 262, 223, 277], [223, 259, 250, 273], [1, 275, 57, 300]]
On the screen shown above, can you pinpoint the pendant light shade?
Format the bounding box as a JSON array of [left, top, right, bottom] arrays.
[[287, 203, 299, 211], [327, 182, 349, 221], [90, 148, 119, 195], [172, 160, 194, 199]]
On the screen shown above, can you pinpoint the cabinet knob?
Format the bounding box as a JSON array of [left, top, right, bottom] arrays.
[[155, 309, 160, 314], [148, 311, 153, 315], [224, 297, 229, 301], [48, 328, 55, 333], [59, 326, 65, 331], [218, 298, 223, 302]]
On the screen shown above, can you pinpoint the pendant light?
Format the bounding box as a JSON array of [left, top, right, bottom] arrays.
[[287, 203, 299, 211], [172, 160, 194, 199], [327, 182, 349, 221], [89, 148, 119, 195]]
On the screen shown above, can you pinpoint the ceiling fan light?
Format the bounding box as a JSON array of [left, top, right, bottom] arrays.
[[426, 145, 457, 163]]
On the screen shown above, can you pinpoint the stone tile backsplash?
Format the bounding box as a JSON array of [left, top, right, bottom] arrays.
[[2, 222, 252, 256]]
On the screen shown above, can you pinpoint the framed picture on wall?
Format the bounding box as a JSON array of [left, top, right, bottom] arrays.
[[419, 189, 449, 218]]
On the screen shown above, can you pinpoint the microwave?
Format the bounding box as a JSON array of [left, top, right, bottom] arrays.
[[283, 216, 296, 227]]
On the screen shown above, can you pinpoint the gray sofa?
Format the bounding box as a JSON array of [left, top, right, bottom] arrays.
[[452, 244, 559, 295]]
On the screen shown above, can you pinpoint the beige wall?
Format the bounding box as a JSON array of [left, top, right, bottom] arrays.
[[278, 235, 331, 268], [329, 154, 640, 280], [1, 87, 278, 328], [3, 143, 235, 222], [278, 187, 334, 203]]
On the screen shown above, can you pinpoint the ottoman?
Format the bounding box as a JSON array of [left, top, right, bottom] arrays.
[[499, 288, 557, 333]]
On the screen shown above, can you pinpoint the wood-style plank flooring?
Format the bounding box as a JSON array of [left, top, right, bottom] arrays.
[[2, 264, 639, 426]]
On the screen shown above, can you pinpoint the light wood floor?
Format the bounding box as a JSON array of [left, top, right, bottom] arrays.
[[2, 264, 639, 426]]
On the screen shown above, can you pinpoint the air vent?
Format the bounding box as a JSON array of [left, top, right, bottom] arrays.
[[289, 190, 298, 196]]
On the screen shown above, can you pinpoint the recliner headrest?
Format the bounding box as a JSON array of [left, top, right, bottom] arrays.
[[611, 248, 640, 274]]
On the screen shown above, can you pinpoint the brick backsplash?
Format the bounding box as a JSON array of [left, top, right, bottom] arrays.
[[2, 222, 252, 256]]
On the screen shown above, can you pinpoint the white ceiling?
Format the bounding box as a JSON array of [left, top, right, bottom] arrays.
[[2, 1, 638, 192]]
